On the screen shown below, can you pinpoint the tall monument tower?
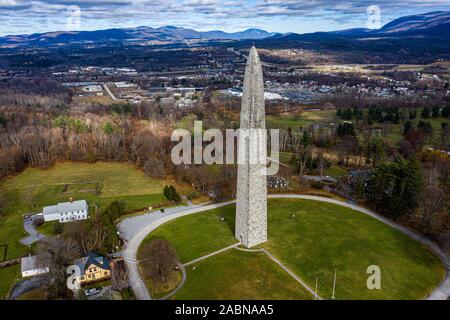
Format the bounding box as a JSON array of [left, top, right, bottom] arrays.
[[235, 46, 268, 248]]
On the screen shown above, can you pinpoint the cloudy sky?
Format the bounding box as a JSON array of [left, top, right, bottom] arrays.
[[0, 0, 449, 36]]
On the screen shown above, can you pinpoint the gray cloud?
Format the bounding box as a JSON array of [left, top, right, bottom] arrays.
[[0, 0, 449, 35]]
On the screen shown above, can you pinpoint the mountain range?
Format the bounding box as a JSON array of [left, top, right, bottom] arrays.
[[0, 11, 448, 48], [0, 26, 277, 47]]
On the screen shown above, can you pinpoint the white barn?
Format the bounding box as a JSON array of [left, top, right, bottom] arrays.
[[43, 200, 89, 223], [21, 255, 49, 278]]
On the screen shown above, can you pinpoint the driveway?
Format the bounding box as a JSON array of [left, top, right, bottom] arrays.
[[9, 276, 46, 300], [120, 201, 234, 300], [19, 216, 46, 246], [120, 195, 450, 300]]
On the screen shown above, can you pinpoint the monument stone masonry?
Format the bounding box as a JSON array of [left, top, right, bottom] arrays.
[[235, 46, 268, 248]]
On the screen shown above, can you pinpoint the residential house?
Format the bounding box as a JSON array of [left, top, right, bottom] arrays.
[[42, 199, 88, 223], [74, 252, 111, 285]]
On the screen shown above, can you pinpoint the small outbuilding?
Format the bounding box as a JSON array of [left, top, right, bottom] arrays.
[[21, 255, 49, 278]]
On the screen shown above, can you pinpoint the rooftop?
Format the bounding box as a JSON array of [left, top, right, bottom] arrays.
[[43, 200, 88, 215], [21, 255, 41, 273], [74, 252, 110, 272]]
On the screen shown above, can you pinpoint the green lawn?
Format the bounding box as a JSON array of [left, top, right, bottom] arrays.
[[139, 206, 237, 263], [0, 264, 21, 299], [174, 249, 312, 300], [324, 164, 348, 179], [266, 110, 334, 130], [36, 221, 57, 237], [139, 199, 445, 300], [175, 113, 198, 131], [0, 161, 194, 261]]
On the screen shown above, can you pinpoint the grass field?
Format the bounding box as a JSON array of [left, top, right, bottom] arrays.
[[0, 161, 194, 261], [174, 249, 312, 300], [74, 95, 121, 105], [139, 199, 445, 300], [324, 164, 348, 179], [0, 265, 20, 300], [372, 116, 448, 145], [266, 110, 333, 129]]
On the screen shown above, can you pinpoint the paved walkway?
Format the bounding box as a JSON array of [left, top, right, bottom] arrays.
[[159, 263, 187, 301], [120, 195, 450, 300], [183, 243, 240, 267], [235, 246, 322, 300]]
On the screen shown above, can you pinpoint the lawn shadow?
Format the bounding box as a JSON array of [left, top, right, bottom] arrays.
[[217, 205, 236, 236]]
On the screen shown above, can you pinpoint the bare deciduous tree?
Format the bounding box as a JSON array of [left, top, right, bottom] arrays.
[[37, 237, 81, 299], [111, 259, 129, 291], [140, 239, 179, 285]]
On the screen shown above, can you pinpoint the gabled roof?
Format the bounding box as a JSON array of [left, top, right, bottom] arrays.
[[43, 200, 88, 215], [74, 252, 110, 272]]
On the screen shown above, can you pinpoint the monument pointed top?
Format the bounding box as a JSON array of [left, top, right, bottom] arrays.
[[249, 45, 259, 60]]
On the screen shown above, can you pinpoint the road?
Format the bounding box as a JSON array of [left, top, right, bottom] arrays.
[[9, 276, 46, 300], [120, 195, 450, 300], [103, 83, 119, 101], [121, 201, 234, 300]]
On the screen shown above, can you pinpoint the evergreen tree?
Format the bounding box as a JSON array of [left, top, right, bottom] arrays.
[[421, 107, 431, 119], [432, 106, 440, 118], [366, 157, 424, 218], [403, 120, 414, 136], [336, 122, 356, 137], [442, 106, 450, 118]]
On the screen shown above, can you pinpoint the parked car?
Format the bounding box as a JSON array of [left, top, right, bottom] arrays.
[[85, 288, 102, 297]]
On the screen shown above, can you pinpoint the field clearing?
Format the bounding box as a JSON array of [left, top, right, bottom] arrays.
[[175, 113, 198, 130], [373, 115, 449, 145], [74, 95, 121, 105], [267, 110, 334, 129], [0, 161, 194, 261], [139, 199, 444, 300]]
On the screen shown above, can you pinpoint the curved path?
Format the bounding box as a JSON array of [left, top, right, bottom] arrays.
[[9, 276, 46, 300], [122, 195, 450, 300], [20, 216, 46, 246], [122, 201, 235, 300], [159, 263, 187, 301]]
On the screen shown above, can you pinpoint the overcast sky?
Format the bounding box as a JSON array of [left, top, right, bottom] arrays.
[[0, 0, 449, 36]]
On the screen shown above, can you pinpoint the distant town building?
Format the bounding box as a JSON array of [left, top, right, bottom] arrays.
[[74, 252, 111, 285], [42, 199, 88, 223], [82, 85, 103, 93], [114, 81, 137, 88], [21, 255, 49, 278], [159, 97, 176, 106]]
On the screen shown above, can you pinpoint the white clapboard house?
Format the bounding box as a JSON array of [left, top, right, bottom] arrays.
[[42, 199, 89, 223]]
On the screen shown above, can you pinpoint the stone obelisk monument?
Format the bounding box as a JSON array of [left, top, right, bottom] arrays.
[[235, 46, 268, 248]]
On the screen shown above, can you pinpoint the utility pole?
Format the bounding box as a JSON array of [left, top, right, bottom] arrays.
[[315, 276, 318, 300], [332, 269, 337, 300]]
